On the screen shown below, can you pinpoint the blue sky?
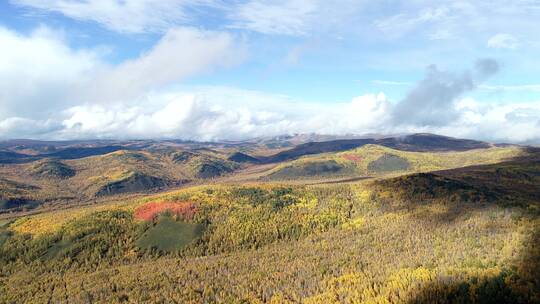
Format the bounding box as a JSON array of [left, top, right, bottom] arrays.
[[1, 0, 540, 142]]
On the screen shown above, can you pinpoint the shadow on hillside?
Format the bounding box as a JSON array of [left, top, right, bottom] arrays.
[[406, 228, 540, 304], [374, 148, 540, 223], [0, 145, 127, 164], [375, 149, 540, 303]]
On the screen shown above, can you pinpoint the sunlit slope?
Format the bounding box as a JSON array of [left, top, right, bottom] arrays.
[[62, 150, 169, 196], [0, 149, 244, 212], [1, 155, 539, 302], [265, 144, 525, 180]]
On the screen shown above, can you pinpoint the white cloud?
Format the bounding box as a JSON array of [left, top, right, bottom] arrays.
[[1, 35, 539, 143], [0, 117, 64, 137], [0, 25, 244, 119], [229, 0, 318, 36], [487, 33, 519, 49], [371, 80, 413, 86], [0, 26, 100, 120], [14, 0, 346, 36], [480, 84, 540, 92], [10, 0, 540, 48], [11, 0, 219, 33], [392, 59, 499, 127], [2, 3, 540, 143], [86, 27, 244, 103], [0, 87, 392, 140], [370, 0, 540, 48], [228, 0, 371, 36], [442, 100, 540, 143], [374, 6, 454, 39], [2, 84, 539, 143], [35, 89, 305, 140]]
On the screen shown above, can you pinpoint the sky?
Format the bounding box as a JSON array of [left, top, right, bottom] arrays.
[[1, 0, 540, 143]]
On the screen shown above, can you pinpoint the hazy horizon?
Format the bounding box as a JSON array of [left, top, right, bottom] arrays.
[[2, 132, 538, 147]]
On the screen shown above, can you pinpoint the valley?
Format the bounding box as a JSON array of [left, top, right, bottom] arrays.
[[0, 134, 526, 216], [0, 134, 539, 303]]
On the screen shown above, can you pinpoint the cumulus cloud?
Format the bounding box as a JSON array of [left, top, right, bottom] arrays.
[[11, 0, 220, 33], [446, 99, 540, 143], [1, 28, 538, 144], [392, 65, 473, 126], [2, 43, 539, 143], [0, 25, 244, 119], [0, 87, 392, 140], [1, 85, 540, 143], [0, 20, 539, 143], [0, 117, 64, 138], [487, 33, 520, 50], [64, 98, 292, 140], [2, 89, 302, 140], [391, 59, 499, 127], [86, 27, 244, 103], [0, 26, 100, 120]]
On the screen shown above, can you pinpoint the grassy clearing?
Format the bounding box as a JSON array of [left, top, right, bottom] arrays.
[[9, 199, 133, 236], [136, 216, 204, 252], [367, 153, 410, 172]]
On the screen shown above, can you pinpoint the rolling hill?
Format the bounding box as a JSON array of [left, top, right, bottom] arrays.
[[264, 144, 525, 180], [0, 148, 245, 212], [0, 148, 538, 303], [0, 134, 522, 213], [261, 133, 493, 163], [29, 159, 76, 179], [0, 178, 40, 210]]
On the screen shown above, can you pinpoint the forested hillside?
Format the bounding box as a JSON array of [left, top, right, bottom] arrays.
[[1, 151, 538, 303], [264, 145, 525, 180]]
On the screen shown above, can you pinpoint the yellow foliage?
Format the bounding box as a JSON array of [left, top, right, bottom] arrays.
[[342, 217, 365, 230], [10, 200, 129, 236]]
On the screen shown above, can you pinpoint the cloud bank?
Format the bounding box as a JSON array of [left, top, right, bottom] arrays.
[[0, 24, 538, 143], [2, 83, 540, 143]]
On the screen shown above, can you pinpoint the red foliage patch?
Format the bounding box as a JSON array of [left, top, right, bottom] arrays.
[[134, 201, 197, 221], [342, 154, 363, 162]]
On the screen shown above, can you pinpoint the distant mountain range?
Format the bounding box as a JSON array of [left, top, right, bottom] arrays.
[[0, 133, 500, 164], [260, 133, 494, 163]]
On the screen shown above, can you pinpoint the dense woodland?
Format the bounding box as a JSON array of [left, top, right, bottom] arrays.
[[1, 153, 539, 303], [0, 136, 539, 303]]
